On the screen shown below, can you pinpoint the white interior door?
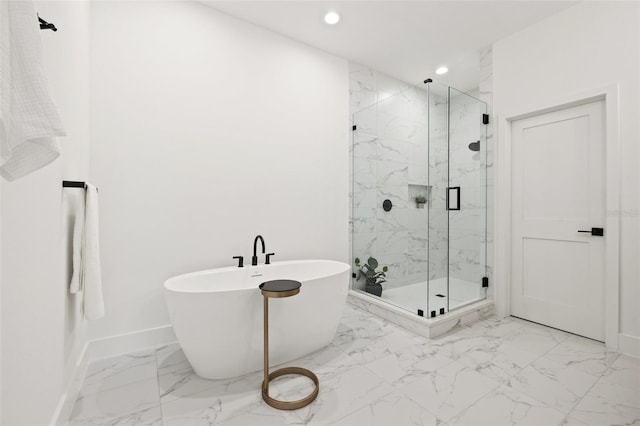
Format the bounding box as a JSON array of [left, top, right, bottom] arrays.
[[510, 100, 605, 341]]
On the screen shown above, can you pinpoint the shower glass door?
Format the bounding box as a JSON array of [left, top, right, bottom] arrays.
[[351, 81, 487, 317], [427, 83, 450, 316], [447, 87, 487, 311], [352, 88, 428, 314]]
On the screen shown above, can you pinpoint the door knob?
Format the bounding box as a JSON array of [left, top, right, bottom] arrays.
[[577, 227, 604, 236]]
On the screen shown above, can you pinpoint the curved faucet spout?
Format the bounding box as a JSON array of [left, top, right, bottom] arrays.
[[252, 235, 266, 266]]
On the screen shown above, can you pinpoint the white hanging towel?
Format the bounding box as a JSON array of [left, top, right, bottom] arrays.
[[69, 190, 85, 294], [69, 184, 104, 320], [0, 1, 65, 181]]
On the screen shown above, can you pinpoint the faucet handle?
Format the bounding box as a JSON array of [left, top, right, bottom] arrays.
[[232, 256, 244, 268], [265, 253, 275, 265]]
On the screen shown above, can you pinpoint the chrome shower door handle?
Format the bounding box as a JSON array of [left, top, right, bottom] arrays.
[[446, 187, 460, 211]]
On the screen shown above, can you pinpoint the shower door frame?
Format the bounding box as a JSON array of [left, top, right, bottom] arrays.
[[443, 86, 488, 313], [350, 82, 489, 317]]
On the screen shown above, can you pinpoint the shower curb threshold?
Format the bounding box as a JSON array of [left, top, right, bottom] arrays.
[[347, 290, 494, 339]]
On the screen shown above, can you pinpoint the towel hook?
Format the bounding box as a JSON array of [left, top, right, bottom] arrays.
[[62, 180, 86, 189], [38, 14, 57, 31], [62, 181, 98, 191]]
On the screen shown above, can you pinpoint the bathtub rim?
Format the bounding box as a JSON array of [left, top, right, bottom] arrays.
[[164, 259, 350, 294]]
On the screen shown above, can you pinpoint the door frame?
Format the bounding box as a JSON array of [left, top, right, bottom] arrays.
[[495, 84, 620, 349]]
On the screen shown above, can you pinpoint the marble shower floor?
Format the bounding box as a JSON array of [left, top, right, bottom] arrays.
[[69, 304, 640, 426], [382, 279, 477, 313]]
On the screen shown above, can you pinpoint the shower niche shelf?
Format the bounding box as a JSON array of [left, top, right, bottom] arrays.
[[409, 184, 431, 208]]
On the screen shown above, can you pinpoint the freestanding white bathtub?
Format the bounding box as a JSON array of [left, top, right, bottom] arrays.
[[164, 259, 350, 379]]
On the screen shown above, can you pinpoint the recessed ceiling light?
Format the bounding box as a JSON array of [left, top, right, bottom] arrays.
[[324, 11, 340, 25], [435, 66, 449, 75]]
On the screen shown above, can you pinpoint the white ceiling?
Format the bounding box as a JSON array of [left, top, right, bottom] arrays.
[[201, 1, 578, 91]]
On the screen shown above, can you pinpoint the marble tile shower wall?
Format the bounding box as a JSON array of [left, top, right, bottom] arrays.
[[350, 63, 430, 290], [426, 91, 449, 283], [350, 62, 491, 293]]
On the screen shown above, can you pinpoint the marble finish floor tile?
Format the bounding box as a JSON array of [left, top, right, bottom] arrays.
[[456, 347, 524, 385], [158, 354, 227, 405], [363, 341, 456, 385], [80, 349, 157, 396], [492, 324, 567, 368], [508, 357, 600, 413], [396, 360, 501, 422], [331, 391, 445, 426], [599, 353, 640, 392], [216, 408, 305, 426], [337, 325, 424, 365], [435, 316, 565, 385], [280, 365, 395, 425], [68, 303, 636, 426], [70, 377, 161, 425], [543, 335, 620, 376], [156, 343, 190, 376], [568, 379, 640, 426], [333, 314, 423, 365], [160, 369, 273, 426], [70, 405, 162, 426], [560, 415, 590, 426], [466, 315, 528, 338], [276, 345, 360, 382], [508, 316, 573, 343], [448, 384, 567, 426]]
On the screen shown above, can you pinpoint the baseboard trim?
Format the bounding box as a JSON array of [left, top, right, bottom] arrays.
[[50, 325, 177, 425], [50, 342, 89, 426], [619, 333, 640, 358], [87, 324, 177, 361]]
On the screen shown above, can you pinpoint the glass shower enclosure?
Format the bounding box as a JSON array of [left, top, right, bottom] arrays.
[[351, 81, 487, 317]]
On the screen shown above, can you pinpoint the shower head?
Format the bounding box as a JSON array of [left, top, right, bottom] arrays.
[[468, 141, 480, 152]]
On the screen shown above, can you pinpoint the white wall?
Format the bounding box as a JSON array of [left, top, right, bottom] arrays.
[[89, 2, 349, 341], [493, 2, 640, 343], [0, 1, 90, 424]]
